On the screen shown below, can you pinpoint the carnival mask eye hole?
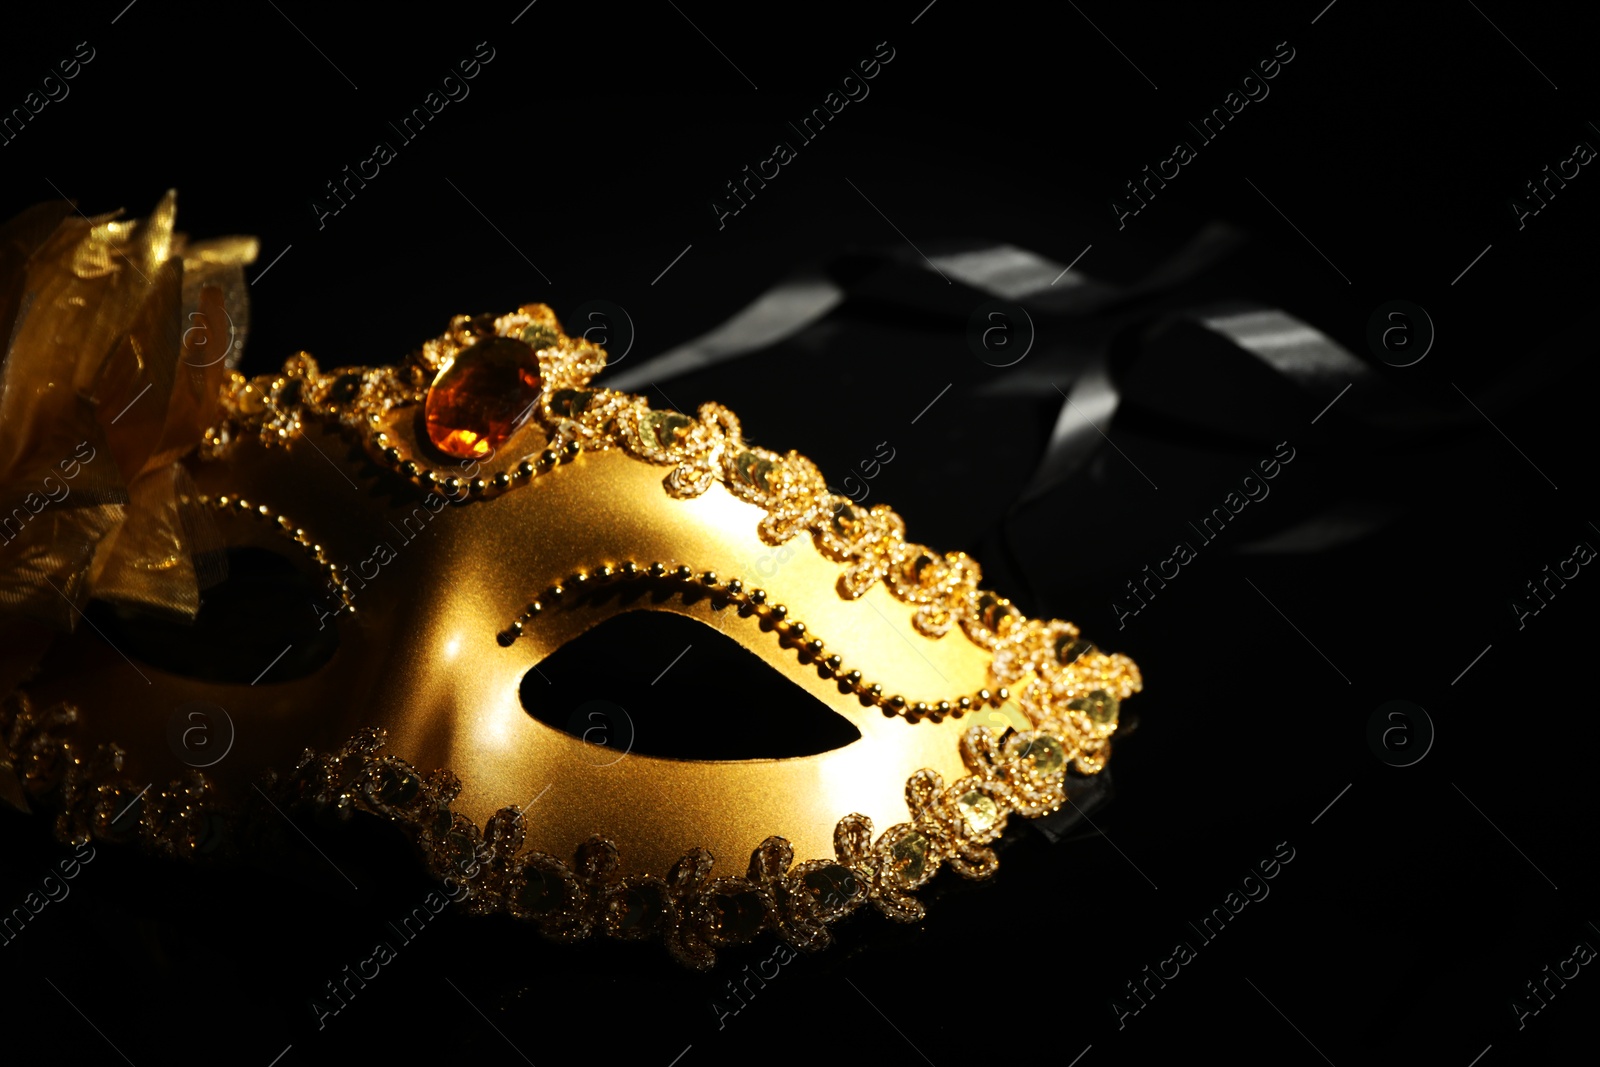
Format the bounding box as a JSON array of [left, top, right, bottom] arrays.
[[84, 546, 340, 684], [520, 610, 862, 760]]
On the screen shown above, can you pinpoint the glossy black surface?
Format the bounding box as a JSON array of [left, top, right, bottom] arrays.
[[2, 3, 1596, 1064]]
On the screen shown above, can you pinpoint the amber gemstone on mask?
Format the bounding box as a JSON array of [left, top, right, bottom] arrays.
[[424, 337, 542, 458]]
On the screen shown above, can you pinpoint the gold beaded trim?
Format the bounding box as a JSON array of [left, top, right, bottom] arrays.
[[201, 306, 599, 499], [204, 305, 1143, 742], [206, 493, 356, 617], [496, 555, 1135, 767], [499, 559, 1014, 725], [0, 688, 1101, 969]]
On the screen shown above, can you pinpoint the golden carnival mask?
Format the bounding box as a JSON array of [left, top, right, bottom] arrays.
[[0, 195, 1141, 967]]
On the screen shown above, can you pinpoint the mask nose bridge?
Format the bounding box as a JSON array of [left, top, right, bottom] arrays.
[[345, 502, 529, 768]]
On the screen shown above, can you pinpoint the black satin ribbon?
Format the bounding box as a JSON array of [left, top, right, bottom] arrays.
[[603, 225, 1405, 555], [603, 265, 842, 394]]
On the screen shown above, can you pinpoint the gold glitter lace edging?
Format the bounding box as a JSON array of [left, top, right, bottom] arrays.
[[2, 688, 1099, 969], [204, 306, 1142, 740]]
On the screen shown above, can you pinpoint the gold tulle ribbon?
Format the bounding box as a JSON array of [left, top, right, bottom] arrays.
[[0, 191, 257, 630]]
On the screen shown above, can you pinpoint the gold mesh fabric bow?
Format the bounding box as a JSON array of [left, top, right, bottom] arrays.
[[0, 191, 257, 631]]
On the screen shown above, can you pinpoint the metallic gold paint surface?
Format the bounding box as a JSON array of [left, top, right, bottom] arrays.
[[34, 414, 994, 875]]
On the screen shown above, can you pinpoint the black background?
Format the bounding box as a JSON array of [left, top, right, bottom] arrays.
[[2, 1, 1598, 1064]]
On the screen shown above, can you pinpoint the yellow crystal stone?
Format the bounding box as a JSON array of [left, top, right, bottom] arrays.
[[889, 830, 931, 881], [1068, 689, 1120, 726], [956, 790, 999, 833], [1006, 732, 1066, 774], [641, 410, 695, 451]]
